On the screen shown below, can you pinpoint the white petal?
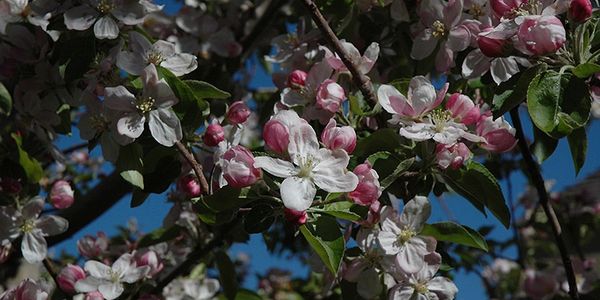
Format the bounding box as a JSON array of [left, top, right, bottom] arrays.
[[161, 53, 198, 76], [128, 31, 152, 55], [117, 113, 145, 139], [75, 277, 105, 293], [408, 76, 437, 115], [94, 16, 119, 40], [111, 4, 145, 25], [378, 231, 402, 255], [312, 149, 358, 193], [99, 282, 124, 300], [399, 196, 431, 232], [391, 0, 410, 22], [397, 237, 428, 274], [491, 57, 521, 85], [399, 124, 435, 141], [253, 156, 297, 178], [462, 49, 490, 79], [121, 266, 149, 283], [410, 29, 437, 60], [152, 40, 176, 59], [21, 231, 47, 263], [287, 123, 319, 164], [377, 84, 408, 115], [85, 260, 112, 279], [35, 215, 68, 236], [64, 5, 98, 30], [21, 196, 44, 219], [111, 253, 133, 276], [148, 108, 182, 147], [428, 277, 458, 298], [280, 177, 316, 211], [357, 267, 383, 299], [389, 285, 416, 300], [149, 79, 178, 108], [116, 51, 146, 75], [104, 86, 136, 112], [280, 88, 306, 107]]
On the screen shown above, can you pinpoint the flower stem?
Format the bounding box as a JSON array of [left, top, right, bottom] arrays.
[[175, 140, 210, 195], [509, 108, 579, 300], [300, 0, 378, 105]]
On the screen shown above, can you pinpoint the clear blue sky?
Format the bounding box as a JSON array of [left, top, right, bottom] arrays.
[[50, 2, 600, 297]]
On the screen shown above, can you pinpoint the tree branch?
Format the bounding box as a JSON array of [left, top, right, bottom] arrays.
[[47, 171, 130, 247], [175, 141, 210, 195], [300, 0, 378, 105], [509, 108, 579, 300]]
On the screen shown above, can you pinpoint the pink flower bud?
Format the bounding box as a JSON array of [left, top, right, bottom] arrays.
[[0, 244, 12, 264], [446, 93, 481, 125], [569, 0, 592, 22], [284, 208, 307, 225], [136, 250, 163, 278], [57, 264, 86, 294], [177, 174, 202, 198], [77, 232, 109, 259], [222, 145, 262, 188], [321, 119, 357, 154], [517, 16, 566, 56], [263, 119, 290, 154], [50, 180, 75, 209], [477, 30, 512, 58], [348, 163, 381, 206], [490, 0, 525, 18], [287, 70, 308, 89], [85, 291, 104, 300], [203, 123, 225, 147], [0, 177, 22, 194], [476, 115, 518, 153], [524, 269, 558, 300], [436, 143, 472, 170], [315, 79, 346, 113], [227, 101, 251, 124]]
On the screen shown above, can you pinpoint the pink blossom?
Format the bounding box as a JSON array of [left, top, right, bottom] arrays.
[[323, 41, 379, 75], [315, 79, 346, 113], [0, 279, 48, 300], [57, 264, 86, 294], [524, 269, 558, 300], [321, 119, 357, 154], [85, 292, 104, 300], [476, 115, 517, 152], [569, 0, 592, 22], [177, 174, 202, 198], [226, 101, 250, 125], [348, 163, 381, 206], [263, 110, 306, 154], [222, 145, 262, 188], [477, 29, 512, 58], [284, 208, 307, 225], [203, 123, 225, 147], [77, 232, 109, 259], [50, 180, 75, 209], [435, 143, 472, 169], [490, 0, 525, 18], [446, 93, 480, 125], [136, 250, 164, 278], [287, 70, 308, 89], [517, 16, 566, 56], [378, 76, 448, 120]]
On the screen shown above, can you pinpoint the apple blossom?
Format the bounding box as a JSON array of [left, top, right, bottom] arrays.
[[377, 197, 436, 273], [344, 230, 385, 299], [523, 269, 559, 300], [50, 180, 75, 209], [58, 264, 87, 294], [477, 29, 513, 58], [78, 232, 109, 259], [348, 162, 382, 206], [446, 93, 480, 125], [117, 31, 198, 76], [287, 70, 308, 89], [163, 278, 220, 300], [203, 123, 225, 147], [568, 0, 592, 22], [315, 79, 346, 113], [517, 16, 566, 56], [136, 250, 164, 278], [323, 40, 380, 75], [104, 64, 182, 147], [476, 115, 518, 152], [284, 208, 308, 225], [263, 109, 307, 154], [462, 48, 532, 84], [85, 291, 105, 300], [177, 174, 202, 198], [254, 113, 358, 211], [221, 145, 262, 188], [0, 278, 48, 300], [75, 253, 150, 300], [226, 101, 251, 125], [0, 197, 68, 263], [490, 0, 526, 18], [436, 142, 472, 169], [378, 76, 448, 120], [321, 119, 357, 154]]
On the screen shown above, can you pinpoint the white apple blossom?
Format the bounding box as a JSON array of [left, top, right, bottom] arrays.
[[254, 112, 358, 211], [117, 31, 198, 76], [0, 278, 48, 300], [462, 49, 531, 84], [377, 76, 448, 121], [377, 197, 436, 274], [0, 197, 68, 263], [75, 253, 150, 300], [163, 278, 220, 300], [388, 252, 459, 300], [322, 40, 380, 75], [398, 112, 485, 145], [104, 64, 182, 147]]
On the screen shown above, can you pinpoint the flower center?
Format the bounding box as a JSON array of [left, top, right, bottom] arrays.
[[146, 51, 164, 65], [96, 0, 114, 14], [414, 282, 429, 294], [398, 228, 416, 244], [432, 20, 446, 38], [431, 109, 452, 132], [109, 270, 120, 283], [296, 156, 315, 178], [20, 219, 35, 233], [469, 4, 484, 17], [135, 96, 155, 114]]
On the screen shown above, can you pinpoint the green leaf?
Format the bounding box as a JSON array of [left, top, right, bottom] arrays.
[[531, 125, 558, 163], [64, 34, 96, 83], [421, 222, 489, 251], [572, 63, 600, 78], [493, 63, 546, 118], [442, 161, 510, 228], [299, 215, 345, 275], [325, 192, 344, 202], [130, 189, 149, 208], [353, 128, 402, 159], [366, 151, 391, 165], [216, 251, 238, 300], [141, 146, 181, 194], [380, 157, 415, 189], [184, 80, 231, 99], [117, 143, 144, 190], [0, 82, 12, 116], [137, 225, 182, 248], [11, 134, 43, 182], [158, 67, 210, 129], [567, 127, 587, 175], [527, 71, 561, 133], [201, 185, 248, 212], [234, 289, 263, 300], [311, 201, 367, 222]]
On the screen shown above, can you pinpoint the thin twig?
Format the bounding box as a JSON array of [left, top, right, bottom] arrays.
[[175, 141, 210, 194], [300, 0, 378, 105], [505, 168, 525, 268], [509, 108, 579, 300]]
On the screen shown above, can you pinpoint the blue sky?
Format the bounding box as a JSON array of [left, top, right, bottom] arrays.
[[49, 3, 600, 297]]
